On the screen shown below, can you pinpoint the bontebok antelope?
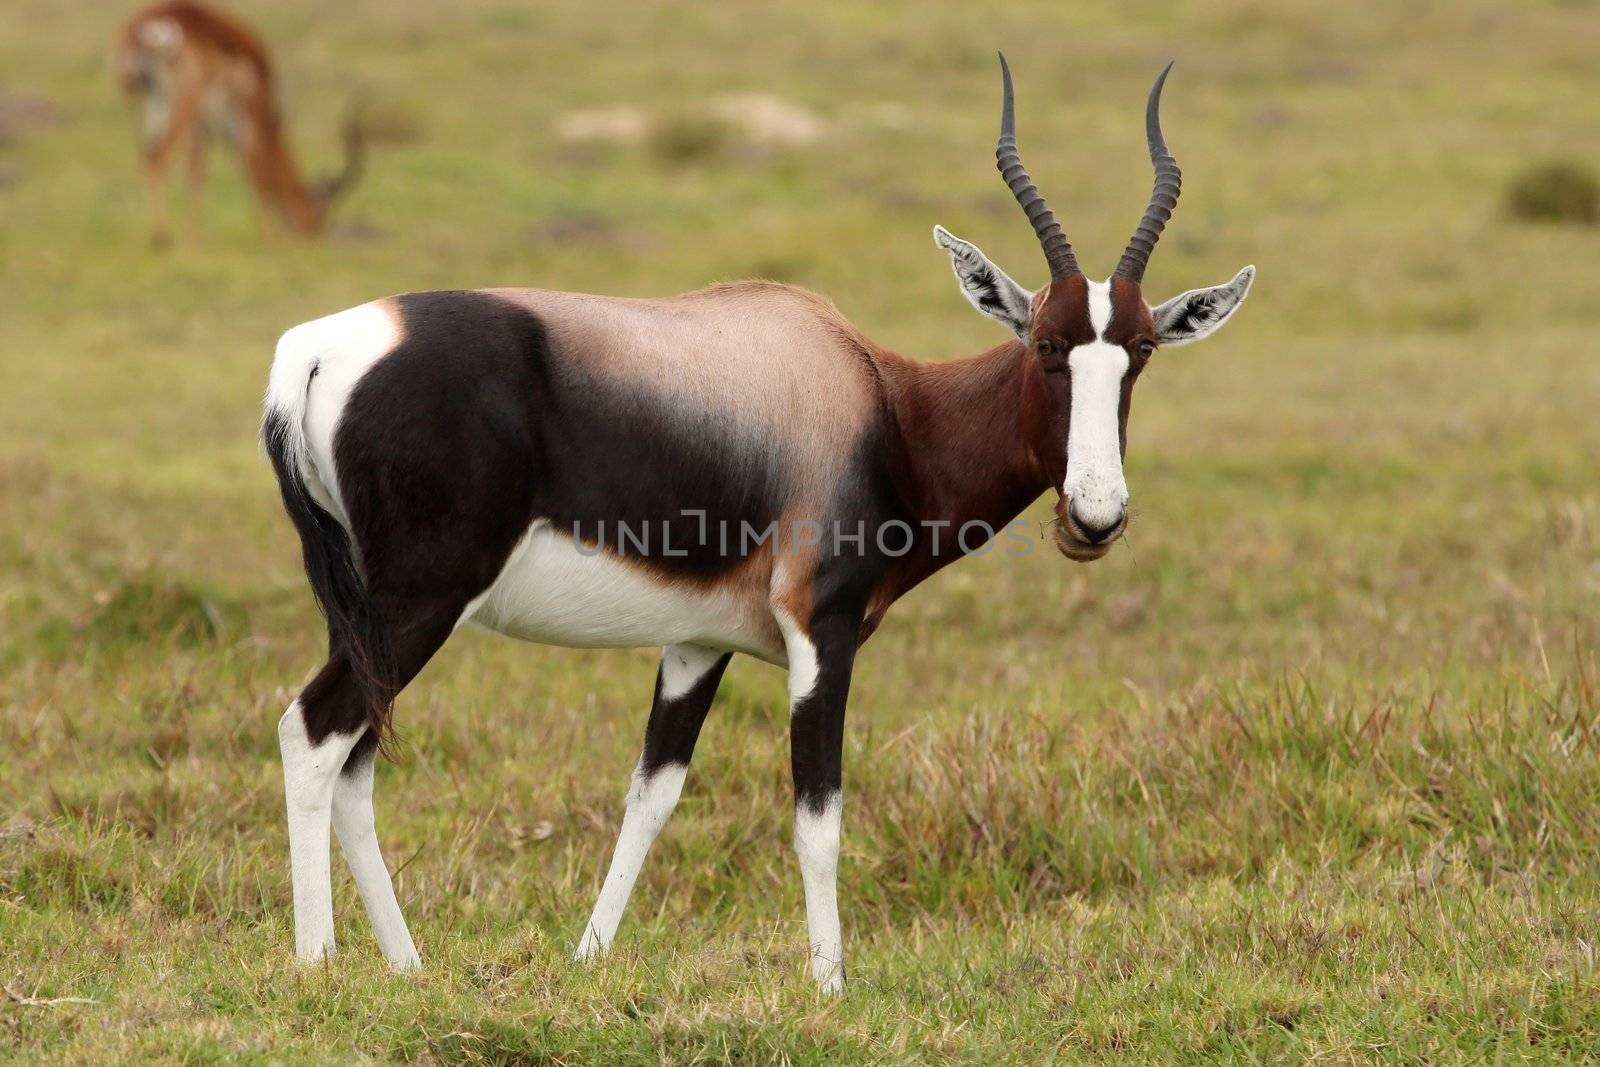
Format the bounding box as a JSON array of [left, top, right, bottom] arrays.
[[264, 56, 1253, 992], [116, 1, 365, 245]]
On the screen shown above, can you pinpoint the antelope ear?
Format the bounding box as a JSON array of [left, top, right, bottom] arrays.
[[933, 225, 1033, 340], [1151, 265, 1255, 347]]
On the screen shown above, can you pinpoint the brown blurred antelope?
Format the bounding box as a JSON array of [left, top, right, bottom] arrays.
[[114, 1, 364, 245], [262, 55, 1253, 992]]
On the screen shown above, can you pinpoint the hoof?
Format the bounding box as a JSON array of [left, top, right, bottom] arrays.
[[573, 931, 608, 963], [813, 963, 845, 995]]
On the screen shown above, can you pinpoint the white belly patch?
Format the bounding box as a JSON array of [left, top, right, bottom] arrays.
[[466, 521, 782, 660]]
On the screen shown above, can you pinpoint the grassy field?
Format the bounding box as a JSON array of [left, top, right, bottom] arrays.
[[3, 0, 1600, 1061]]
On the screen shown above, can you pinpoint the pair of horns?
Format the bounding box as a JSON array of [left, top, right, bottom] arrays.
[[996, 53, 1180, 284]]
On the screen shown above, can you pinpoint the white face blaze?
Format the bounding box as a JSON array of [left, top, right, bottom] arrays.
[[1062, 280, 1132, 534]]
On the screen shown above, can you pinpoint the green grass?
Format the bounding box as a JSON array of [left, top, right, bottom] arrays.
[[3, 0, 1600, 1061]]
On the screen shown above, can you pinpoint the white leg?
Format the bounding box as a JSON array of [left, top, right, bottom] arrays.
[[332, 742, 421, 970], [575, 763, 688, 960], [278, 701, 360, 961], [575, 644, 727, 961], [796, 793, 845, 992], [778, 611, 848, 993]]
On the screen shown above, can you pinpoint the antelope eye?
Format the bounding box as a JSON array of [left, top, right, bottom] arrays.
[[1036, 339, 1055, 356], [1136, 339, 1156, 357]]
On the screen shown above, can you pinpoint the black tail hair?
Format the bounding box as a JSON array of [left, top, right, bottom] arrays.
[[263, 409, 395, 746]]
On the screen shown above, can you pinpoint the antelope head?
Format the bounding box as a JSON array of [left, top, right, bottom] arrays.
[[935, 55, 1254, 562]]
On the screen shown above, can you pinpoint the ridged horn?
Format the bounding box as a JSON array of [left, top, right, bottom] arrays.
[[996, 52, 1080, 281], [1113, 62, 1182, 284]]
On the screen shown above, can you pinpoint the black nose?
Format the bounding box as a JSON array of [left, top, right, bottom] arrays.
[[1070, 508, 1122, 544]]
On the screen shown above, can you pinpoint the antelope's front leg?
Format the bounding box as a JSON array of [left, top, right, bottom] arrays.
[[781, 612, 859, 994], [576, 644, 731, 961]]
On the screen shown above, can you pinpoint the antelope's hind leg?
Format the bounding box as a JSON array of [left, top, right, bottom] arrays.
[[183, 126, 208, 238], [279, 594, 464, 968], [332, 733, 420, 969], [576, 644, 732, 960], [137, 73, 203, 248], [278, 681, 363, 964], [275, 287, 554, 966]]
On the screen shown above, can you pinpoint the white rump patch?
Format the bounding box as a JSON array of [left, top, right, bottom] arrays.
[[270, 301, 403, 523], [138, 18, 182, 52]]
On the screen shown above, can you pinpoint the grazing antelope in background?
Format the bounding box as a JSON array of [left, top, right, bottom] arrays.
[[115, 0, 364, 245], [263, 55, 1253, 992]]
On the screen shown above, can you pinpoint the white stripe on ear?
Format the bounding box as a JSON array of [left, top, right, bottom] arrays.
[[1152, 265, 1255, 347], [933, 225, 1033, 340]]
